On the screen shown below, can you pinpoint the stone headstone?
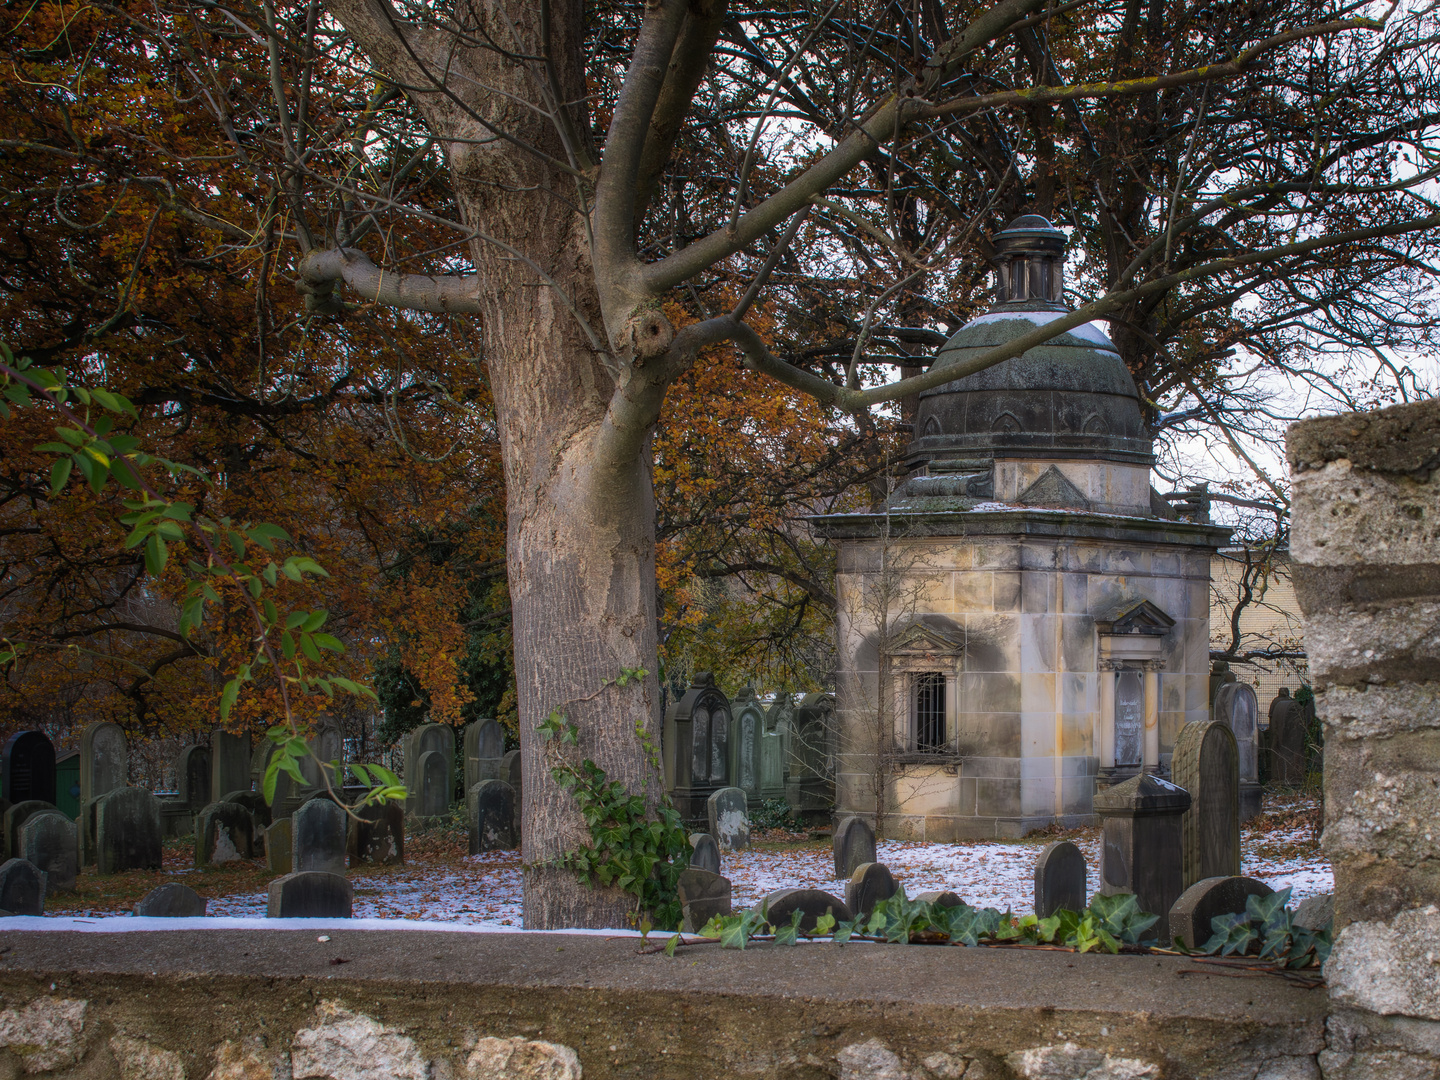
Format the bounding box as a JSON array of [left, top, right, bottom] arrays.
[[845, 862, 898, 919], [787, 693, 836, 822], [135, 883, 207, 917], [706, 786, 749, 852], [1093, 771, 1191, 941], [1293, 892, 1334, 930], [468, 780, 516, 854], [0, 857, 45, 916], [20, 811, 75, 893], [662, 673, 732, 822], [761, 888, 852, 933], [349, 801, 404, 866], [4, 800, 58, 861], [223, 789, 272, 831], [761, 694, 792, 803], [915, 890, 964, 908], [1168, 876, 1273, 950], [80, 721, 128, 805], [1268, 697, 1308, 786], [1172, 721, 1240, 890], [728, 689, 766, 807], [210, 728, 251, 803], [417, 750, 450, 819], [1034, 840, 1088, 917], [252, 743, 296, 817], [195, 802, 256, 866], [503, 749, 522, 837], [2, 731, 56, 806], [292, 797, 347, 875], [464, 719, 505, 794], [300, 720, 344, 789], [265, 818, 293, 874], [404, 723, 455, 817], [268, 871, 353, 918], [1208, 661, 1237, 712], [95, 787, 162, 873], [688, 832, 721, 874], [833, 815, 877, 879], [1212, 682, 1261, 819], [677, 868, 732, 933], [175, 745, 212, 811]]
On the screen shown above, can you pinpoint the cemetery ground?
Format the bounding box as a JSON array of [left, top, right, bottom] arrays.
[[37, 792, 1329, 926]]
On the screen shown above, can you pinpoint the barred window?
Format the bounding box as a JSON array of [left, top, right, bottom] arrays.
[[914, 672, 947, 752]]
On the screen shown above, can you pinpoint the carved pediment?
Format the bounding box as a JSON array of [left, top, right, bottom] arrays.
[[1094, 598, 1175, 636], [886, 622, 965, 656], [1017, 465, 1091, 510]]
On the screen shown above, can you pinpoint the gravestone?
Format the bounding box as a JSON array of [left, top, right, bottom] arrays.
[[135, 883, 207, 917], [252, 743, 296, 817], [1167, 876, 1273, 950], [2, 731, 56, 806], [1212, 682, 1262, 820], [349, 801, 404, 866], [786, 692, 836, 823], [762, 694, 794, 804], [915, 890, 964, 908], [79, 722, 128, 866], [1093, 771, 1191, 941], [1208, 660, 1238, 712], [265, 818, 293, 874], [728, 689, 766, 809], [1171, 721, 1240, 890], [1267, 694, 1308, 786], [194, 802, 256, 866], [417, 750, 450, 819], [20, 811, 75, 893], [503, 749, 522, 837], [468, 780, 516, 854], [300, 719, 344, 789], [1034, 840, 1088, 917], [662, 673, 732, 823], [0, 858, 45, 916], [292, 797, 347, 874], [4, 800, 58, 861], [222, 790, 272, 856], [706, 786, 749, 852], [677, 868, 732, 933], [833, 815, 877, 879], [175, 745, 212, 810], [268, 871, 353, 918], [210, 729, 251, 803], [761, 888, 852, 933], [845, 862, 898, 919], [1294, 892, 1334, 930], [688, 832, 721, 874], [404, 723, 455, 817], [54, 750, 79, 820], [1114, 669, 1144, 769], [95, 787, 162, 873], [464, 719, 505, 794]]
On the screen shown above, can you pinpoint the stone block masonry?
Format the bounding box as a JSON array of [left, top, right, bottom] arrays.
[[1287, 398, 1440, 1080]]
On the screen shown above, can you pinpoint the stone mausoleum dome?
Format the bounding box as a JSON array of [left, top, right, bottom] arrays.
[[909, 215, 1152, 469]]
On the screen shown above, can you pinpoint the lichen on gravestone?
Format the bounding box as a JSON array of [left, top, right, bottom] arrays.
[[0, 997, 88, 1072]]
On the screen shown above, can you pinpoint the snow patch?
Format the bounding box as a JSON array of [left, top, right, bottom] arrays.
[[964, 310, 1115, 348]]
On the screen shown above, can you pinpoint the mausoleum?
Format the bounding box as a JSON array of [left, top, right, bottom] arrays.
[[812, 215, 1230, 839]]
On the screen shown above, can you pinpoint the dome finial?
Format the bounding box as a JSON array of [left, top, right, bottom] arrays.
[[991, 214, 1067, 307]]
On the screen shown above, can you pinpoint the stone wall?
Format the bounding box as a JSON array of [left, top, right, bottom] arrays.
[[1287, 398, 1440, 1080]]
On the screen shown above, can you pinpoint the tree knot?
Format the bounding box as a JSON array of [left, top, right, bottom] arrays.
[[625, 309, 674, 365]]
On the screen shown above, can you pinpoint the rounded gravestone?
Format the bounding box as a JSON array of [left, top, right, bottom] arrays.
[[2, 731, 56, 806], [1172, 720, 1240, 890], [833, 815, 876, 879], [95, 787, 162, 873], [845, 862, 898, 919], [464, 719, 504, 793], [292, 797, 347, 875], [80, 721, 128, 805], [677, 867, 732, 933], [20, 811, 76, 893], [4, 800, 58, 860], [1213, 683, 1259, 785], [468, 780, 516, 854], [417, 750, 450, 819], [135, 882, 207, 917], [222, 789, 272, 830], [0, 858, 45, 915], [688, 832, 721, 875], [706, 786, 750, 852], [350, 801, 404, 866], [761, 888, 852, 933], [1033, 840, 1088, 917], [265, 818, 293, 874], [195, 801, 256, 866], [268, 871, 353, 918], [1168, 875, 1273, 950], [175, 745, 212, 811], [915, 890, 964, 909]]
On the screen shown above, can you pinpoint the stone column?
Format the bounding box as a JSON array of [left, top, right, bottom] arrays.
[[1287, 400, 1440, 1080], [1098, 659, 1118, 769], [1142, 660, 1163, 771]]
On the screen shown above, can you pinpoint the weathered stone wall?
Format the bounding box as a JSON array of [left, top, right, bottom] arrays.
[[1287, 398, 1440, 1080]]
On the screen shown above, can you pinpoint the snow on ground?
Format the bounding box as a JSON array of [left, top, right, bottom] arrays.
[[191, 811, 1329, 927]]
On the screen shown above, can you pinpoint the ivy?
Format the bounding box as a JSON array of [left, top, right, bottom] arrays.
[[1198, 886, 1332, 969], [538, 667, 692, 930]]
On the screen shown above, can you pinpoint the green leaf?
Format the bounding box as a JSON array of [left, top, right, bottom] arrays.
[[281, 632, 296, 660], [302, 608, 328, 632], [48, 456, 71, 496], [664, 933, 681, 958], [143, 534, 168, 576], [300, 633, 321, 663], [53, 426, 84, 447], [219, 678, 241, 719]]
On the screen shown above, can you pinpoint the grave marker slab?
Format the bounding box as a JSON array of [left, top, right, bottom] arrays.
[[761, 888, 852, 933], [1172, 721, 1240, 890], [210, 729, 251, 803], [728, 689, 766, 808], [2, 731, 55, 806], [404, 724, 455, 817], [268, 871, 353, 918], [95, 787, 162, 874], [80, 721, 127, 805], [350, 801, 404, 866], [1212, 682, 1262, 820], [300, 720, 344, 789], [175, 745, 212, 811], [915, 890, 964, 908], [1267, 697, 1308, 786], [677, 868, 732, 933], [135, 883, 207, 918], [464, 719, 505, 794], [662, 673, 731, 823], [833, 815, 876, 879], [195, 802, 256, 866], [1168, 876, 1273, 950], [292, 797, 347, 875], [1294, 892, 1333, 930], [706, 786, 749, 852], [1093, 771, 1190, 941], [4, 800, 57, 861], [468, 780, 516, 854], [688, 832, 720, 875], [503, 750, 522, 837], [845, 862, 898, 919], [265, 818, 293, 874], [20, 811, 75, 893], [417, 750, 450, 819], [1034, 840, 1088, 917], [0, 857, 45, 915]]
